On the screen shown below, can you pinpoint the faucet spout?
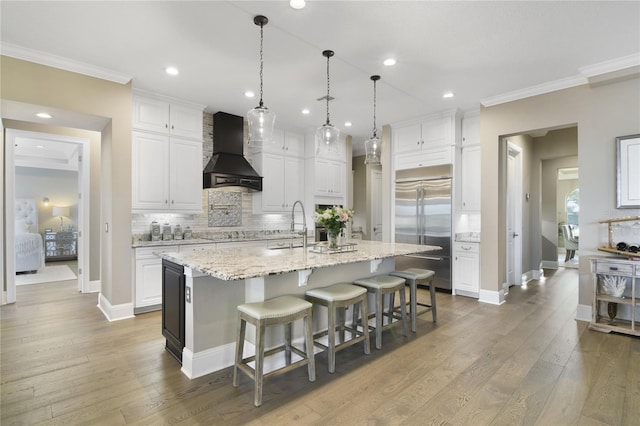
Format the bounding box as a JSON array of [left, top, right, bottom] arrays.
[[291, 200, 308, 250]]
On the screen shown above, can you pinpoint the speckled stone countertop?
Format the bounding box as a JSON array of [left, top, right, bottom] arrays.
[[132, 231, 304, 248], [158, 240, 440, 281]]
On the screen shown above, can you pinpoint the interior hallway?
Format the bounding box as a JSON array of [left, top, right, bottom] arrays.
[[1, 268, 638, 425]]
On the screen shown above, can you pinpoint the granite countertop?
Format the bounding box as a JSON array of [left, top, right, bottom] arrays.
[[132, 232, 304, 248], [455, 232, 481, 243], [158, 239, 440, 281]]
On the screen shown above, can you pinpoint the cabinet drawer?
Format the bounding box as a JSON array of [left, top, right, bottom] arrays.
[[455, 243, 479, 254], [595, 262, 635, 275], [180, 243, 216, 252], [136, 245, 179, 259], [395, 146, 452, 170]]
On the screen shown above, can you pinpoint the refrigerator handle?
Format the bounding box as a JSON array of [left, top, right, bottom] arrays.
[[418, 187, 424, 245], [415, 188, 421, 245]]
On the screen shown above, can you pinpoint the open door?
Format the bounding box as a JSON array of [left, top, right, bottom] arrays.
[[506, 141, 523, 287]]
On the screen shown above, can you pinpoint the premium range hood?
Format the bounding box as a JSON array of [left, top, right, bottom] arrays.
[[203, 112, 263, 191]]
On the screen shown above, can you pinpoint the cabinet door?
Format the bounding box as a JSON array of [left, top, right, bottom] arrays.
[[132, 132, 170, 210], [462, 115, 480, 146], [169, 138, 203, 211], [284, 156, 304, 209], [421, 116, 452, 148], [393, 123, 422, 155], [169, 103, 203, 140], [315, 158, 330, 196], [133, 96, 170, 133], [259, 128, 286, 155], [284, 131, 305, 158], [162, 260, 185, 362], [327, 160, 344, 197], [461, 146, 481, 211], [260, 153, 286, 211], [454, 246, 479, 295], [135, 257, 164, 308]]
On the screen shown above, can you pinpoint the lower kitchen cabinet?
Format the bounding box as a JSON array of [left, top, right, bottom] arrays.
[[453, 242, 479, 298], [162, 259, 185, 363], [134, 245, 179, 313]]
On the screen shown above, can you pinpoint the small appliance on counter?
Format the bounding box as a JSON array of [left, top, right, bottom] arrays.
[[151, 221, 161, 241], [162, 222, 173, 240], [174, 224, 183, 240]]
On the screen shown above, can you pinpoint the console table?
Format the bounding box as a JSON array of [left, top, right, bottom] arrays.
[[44, 231, 78, 261], [590, 257, 639, 336]]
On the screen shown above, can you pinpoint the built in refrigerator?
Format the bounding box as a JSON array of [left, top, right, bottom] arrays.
[[394, 169, 452, 291]]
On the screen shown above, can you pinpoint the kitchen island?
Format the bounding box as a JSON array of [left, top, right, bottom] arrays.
[[158, 240, 438, 379]]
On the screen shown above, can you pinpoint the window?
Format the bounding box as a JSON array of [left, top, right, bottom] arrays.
[[566, 188, 579, 228]]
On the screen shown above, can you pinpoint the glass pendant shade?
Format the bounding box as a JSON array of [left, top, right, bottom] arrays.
[[364, 136, 382, 165], [247, 15, 275, 146], [364, 74, 382, 165], [315, 123, 340, 154], [247, 106, 275, 145]]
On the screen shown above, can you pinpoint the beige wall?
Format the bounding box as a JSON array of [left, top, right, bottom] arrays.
[[2, 56, 132, 306], [4, 120, 102, 282], [481, 76, 640, 307]]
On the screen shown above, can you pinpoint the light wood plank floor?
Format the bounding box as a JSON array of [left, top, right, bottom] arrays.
[[2, 268, 638, 425]]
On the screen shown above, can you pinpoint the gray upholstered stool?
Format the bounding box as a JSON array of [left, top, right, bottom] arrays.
[[233, 295, 316, 407], [305, 283, 371, 373], [353, 275, 408, 350], [390, 268, 437, 332]]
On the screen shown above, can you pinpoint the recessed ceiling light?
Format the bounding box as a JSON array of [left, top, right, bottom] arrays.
[[244, 91, 255, 98], [383, 58, 396, 66], [36, 145, 44, 149], [165, 66, 179, 76], [344, 122, 352, 127], [443, 92, 454, 99], [290, 0, 306, 9], [301, 108, 310, 115], [35, 112, 52, 119]]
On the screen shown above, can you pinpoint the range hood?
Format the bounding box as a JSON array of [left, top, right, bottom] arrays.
[[203, 112, 263, 191]]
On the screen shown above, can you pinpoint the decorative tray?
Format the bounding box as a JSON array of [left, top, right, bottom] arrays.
[[309, 242, 357, 254]]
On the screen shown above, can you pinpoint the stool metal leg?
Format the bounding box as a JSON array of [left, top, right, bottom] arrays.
[[429, 278, 437, 323], [375, 290, 383, 350], [284, 322, 292, 365], [327, 301, 337, 373], [409, 278, 418, 332], [361, 297, 371, 355], [398, 286, 408, 337]]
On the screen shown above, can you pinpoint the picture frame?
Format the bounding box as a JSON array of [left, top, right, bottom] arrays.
[[616, 134, 640, 208]]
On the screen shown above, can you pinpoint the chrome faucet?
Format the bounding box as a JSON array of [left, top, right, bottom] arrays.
[[291, 200, 308, 250]]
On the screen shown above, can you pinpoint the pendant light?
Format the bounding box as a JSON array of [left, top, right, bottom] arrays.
[[247, 15, 275, 146], [315, 50, 340, 154], [364, 75, 382, 165]]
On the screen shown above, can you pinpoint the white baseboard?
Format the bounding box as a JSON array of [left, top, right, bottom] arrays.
[[576, 304, 592, 322], [2, 291, 7, 305], [97, 293, 134, 321], [182, 342, 237, 379], [479, 288, 506, 305], [523, 269, 544, 284], [541, 260, 559, 269], [87, 279, 101, 293]]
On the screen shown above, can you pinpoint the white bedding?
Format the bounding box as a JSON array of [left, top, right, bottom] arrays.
[[15, 198, 45, 273]]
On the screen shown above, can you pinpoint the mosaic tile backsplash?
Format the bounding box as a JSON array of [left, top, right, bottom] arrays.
[[208, 191, 241, 227]]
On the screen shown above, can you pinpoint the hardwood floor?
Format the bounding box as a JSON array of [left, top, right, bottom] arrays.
[[1, 268, 638, 425]]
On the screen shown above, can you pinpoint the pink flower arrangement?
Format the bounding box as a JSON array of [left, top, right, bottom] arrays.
[[313, 205, 354, 234]]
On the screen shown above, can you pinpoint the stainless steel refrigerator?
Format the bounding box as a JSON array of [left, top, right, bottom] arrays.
[[394, 170, 452, 291]]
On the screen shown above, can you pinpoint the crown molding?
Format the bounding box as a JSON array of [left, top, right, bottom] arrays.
[[1, 42, 131, 84], [481, 53, 640, 107]]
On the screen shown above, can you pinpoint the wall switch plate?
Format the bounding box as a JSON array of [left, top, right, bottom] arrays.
[[185, 286, 191, 303]]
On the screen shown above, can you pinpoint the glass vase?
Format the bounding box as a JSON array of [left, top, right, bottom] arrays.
[[328, 229, 340, 249]]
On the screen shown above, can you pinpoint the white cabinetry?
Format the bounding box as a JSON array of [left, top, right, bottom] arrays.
[[393, 111, 458, 170], [134, 245, 179, 312], [453, 242, 479, 298], [461, 114, 480, 146], [132, 92, 204, 213], [315, 158, 344, 198], [460, 146, 481, 211], [252, 129, 305, 213]]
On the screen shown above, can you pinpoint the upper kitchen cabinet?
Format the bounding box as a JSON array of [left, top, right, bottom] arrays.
[[258, 128, 305, 158], [132, 92, 204, 213], [252, 152, 304, 213], [132, 92, 203, 140], [314, 158, 344, 198], [461, 113, 480, 147], [460, 146, 481, 211], [393, 110, 460, 170]]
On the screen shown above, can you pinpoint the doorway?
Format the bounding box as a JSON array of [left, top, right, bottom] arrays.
[[5, 129, 91, 303], [506, 141, 523, 287], [557, 168, 579, 268]]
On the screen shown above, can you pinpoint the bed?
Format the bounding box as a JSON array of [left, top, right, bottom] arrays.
[[15, 198, 45, 273]]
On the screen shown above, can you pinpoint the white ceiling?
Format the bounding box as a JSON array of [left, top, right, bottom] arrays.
[[2, 1, 639, 156]]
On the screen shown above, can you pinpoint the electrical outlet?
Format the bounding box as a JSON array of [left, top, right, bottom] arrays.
[[185, 286, 191, 303]]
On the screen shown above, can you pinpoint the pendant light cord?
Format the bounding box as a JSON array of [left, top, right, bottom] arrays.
[[325, 54, 331, 125], [372, 78, 377, 138], [258, 21, 264, 108]]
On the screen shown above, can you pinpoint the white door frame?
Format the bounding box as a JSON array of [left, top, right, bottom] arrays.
[[506, 141, 523, 287], [4, 129, 91, 303]]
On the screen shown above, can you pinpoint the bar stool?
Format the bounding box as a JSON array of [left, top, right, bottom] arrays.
[[390, 268, 437, 332], [233, 295, 316, 407], [305, 283, 371, 373], [353, 275, 408, 350]]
